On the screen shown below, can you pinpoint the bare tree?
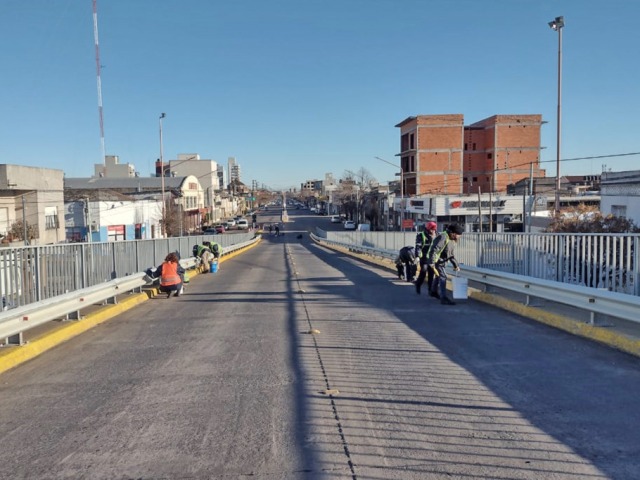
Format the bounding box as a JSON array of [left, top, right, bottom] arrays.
[[545, 204, 640, 233]]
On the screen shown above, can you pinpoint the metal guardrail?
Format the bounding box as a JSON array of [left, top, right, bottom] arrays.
[[0, 232, 255, 310], [320, 229, 640, 296], [312, 233, 640, 326], [0, 235, 261, 346], [463, 265, 640, 326], [0, 273, 147, 345]]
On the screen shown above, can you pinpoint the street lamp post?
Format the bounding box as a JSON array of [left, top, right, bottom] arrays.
[[374, 156, 403, 230], [548, 15, 564, 215], [159, 112, 166, 236]]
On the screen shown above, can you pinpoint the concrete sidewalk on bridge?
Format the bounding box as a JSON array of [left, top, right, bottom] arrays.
[[316, 236, 640, 359]]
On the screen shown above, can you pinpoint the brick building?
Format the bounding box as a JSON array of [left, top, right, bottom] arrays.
[[396, 114, 545, 196], [395, 114, 464, 196]]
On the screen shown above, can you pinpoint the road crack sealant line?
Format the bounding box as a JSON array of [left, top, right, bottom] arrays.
[[285, 242, 358, 480]]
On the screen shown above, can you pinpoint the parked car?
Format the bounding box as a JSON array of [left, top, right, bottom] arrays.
[[344, 220, 356, 230], [213, 224, 226, 234], [225, 219, 236, 227], [236, 219, 249, 230], [357, 223, 371, 231], [202, 228, 219, 235], [330, 215, 341, 223]]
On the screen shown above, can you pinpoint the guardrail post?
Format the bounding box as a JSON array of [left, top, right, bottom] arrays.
[[511, 235, 516, 274], [35, 246, 43, 302], [4, 332, 23, 346], [634, 236, 639, 297], [557, 235, 565, 282]]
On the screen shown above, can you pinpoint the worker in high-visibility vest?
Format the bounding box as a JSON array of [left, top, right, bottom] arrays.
[[148, 252, 184, 298], [193, 244, 214, 272], [427, 223, 463, 305], [414, 221, 438, 296]]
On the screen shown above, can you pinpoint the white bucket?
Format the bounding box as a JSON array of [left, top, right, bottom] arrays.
[[452, 275, 468, 300]]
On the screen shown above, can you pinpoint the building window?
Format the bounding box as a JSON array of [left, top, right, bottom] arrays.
[[464, 143, 468, 151], [45, 206, 59, 230], [488, 153, 492, 159], [612, 205, 627, 218], [410, 133, 415, 150], [472, 143, 477, 150]]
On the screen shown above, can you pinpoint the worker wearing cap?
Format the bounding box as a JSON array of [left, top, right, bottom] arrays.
[[427, 223, 464, 305], [414, 221, 438, 296]]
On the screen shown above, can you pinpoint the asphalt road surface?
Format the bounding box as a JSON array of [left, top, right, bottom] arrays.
[[0, 206, 639, 479]]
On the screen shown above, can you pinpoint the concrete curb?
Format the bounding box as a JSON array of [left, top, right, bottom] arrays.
[[0, 237, 263, 375], [313, 235, 640, 359]]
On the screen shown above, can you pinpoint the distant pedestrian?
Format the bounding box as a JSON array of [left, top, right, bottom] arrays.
[[269, 224, 273, 235], [427, 223, 463, 305], [274, 224, 280, 237]]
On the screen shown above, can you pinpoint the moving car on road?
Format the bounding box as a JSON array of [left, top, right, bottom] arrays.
[[344, 220, 356, 230]]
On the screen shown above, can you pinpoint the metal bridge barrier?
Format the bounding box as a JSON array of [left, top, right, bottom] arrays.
[[0, 234, 260, 346]]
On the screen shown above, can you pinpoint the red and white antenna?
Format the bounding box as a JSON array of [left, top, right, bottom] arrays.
[[92, 0, 106, 164]]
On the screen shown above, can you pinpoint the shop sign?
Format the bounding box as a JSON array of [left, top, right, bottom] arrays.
[[450, 200, 507, 209]]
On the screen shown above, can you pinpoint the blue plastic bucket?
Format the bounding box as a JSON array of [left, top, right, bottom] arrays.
[[210, 261, 218, 273]]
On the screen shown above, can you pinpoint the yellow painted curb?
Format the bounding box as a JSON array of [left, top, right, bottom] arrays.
[[0, 292, 149, 376]]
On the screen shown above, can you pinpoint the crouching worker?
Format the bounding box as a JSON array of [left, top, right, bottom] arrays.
[[147, 252, 184, 298], [203, 240, 221, 262], [395, 245, 417, 282], [193, 243, 214, 272]]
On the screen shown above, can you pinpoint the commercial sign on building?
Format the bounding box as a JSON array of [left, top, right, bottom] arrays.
[[400, 195, 523, 217]]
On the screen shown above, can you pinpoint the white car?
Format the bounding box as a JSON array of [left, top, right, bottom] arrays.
[[330, 215, 341, 223], [236, 219, 249, 229], [343, 220, 356, 230]]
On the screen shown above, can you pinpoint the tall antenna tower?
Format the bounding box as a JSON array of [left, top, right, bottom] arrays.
[[92, 0, 106, 164]]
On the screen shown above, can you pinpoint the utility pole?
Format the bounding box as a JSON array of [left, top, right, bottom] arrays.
[[159, 113, 166, 236]]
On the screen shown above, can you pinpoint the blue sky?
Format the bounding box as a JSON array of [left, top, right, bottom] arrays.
[[1, 0, 638, 191]]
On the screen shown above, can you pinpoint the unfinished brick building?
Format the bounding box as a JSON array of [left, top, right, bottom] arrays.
[[396, 114, 545, 196]]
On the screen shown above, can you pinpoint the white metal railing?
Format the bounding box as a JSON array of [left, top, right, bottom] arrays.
[[0, 235, 261, 345], [321, 230, 640, 296], [0, 273, 147, 346], [0, 233, 255, 310]]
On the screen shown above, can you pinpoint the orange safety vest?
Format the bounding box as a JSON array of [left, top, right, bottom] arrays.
[[160, 261, 181, 286]]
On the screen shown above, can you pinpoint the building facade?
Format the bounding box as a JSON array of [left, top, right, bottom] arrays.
[[0, 164, 65, 245], [94, 155, 136, 178], [600, 170, 640, 224], [395, 114, 545, 197], [464, 115, 545, 194], [395, 114, 464, 196]]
